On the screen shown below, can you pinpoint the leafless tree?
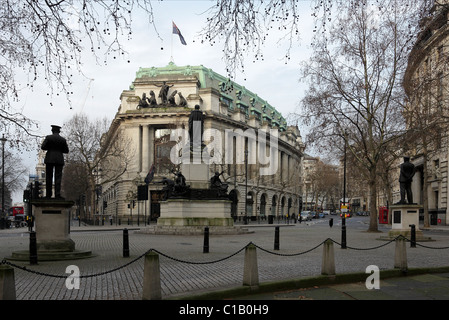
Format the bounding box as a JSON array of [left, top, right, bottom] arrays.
[[1, 0, 160, 148], [293, 0, 430, 232], [199, 0, 301, 76], [63, 113, 133, 217], [200, 1, 436, 78], [0, 150, 28, 204]]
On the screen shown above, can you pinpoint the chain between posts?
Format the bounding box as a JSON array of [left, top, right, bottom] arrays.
[[1, 235, 448, 279]]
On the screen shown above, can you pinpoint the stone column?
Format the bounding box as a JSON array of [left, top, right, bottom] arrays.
[[141, 125, 149, 174], [148, 126, 155, 168]]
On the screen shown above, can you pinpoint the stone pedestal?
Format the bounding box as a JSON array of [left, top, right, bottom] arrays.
[[384, 204, 431, 241], [181, 162, 210, 189], [33, 199, 75, 252], [9, 199, 92, 261], [157, 198, 233, 227], [138, 195, 251, 235]]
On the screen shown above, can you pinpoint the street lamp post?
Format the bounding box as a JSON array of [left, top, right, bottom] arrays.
[[341, 132, 347, 249], [0, 135, 6, 229], [244, 148, 248, 225]]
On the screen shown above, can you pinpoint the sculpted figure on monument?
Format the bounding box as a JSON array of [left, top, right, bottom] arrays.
[[168, 90, 178, 105], [397, 156, 416, 204], [174, 171, 189, 195], [188, 104, 204, 148], [155, 81, 173, 104], [137, 92, 150, 109], [210, 171, 228, 196], [178, 92, 187, 106], [41, 125, 69, 199], [148, 90, 157, 106]]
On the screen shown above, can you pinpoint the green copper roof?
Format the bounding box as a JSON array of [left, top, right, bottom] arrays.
[[133, 62, 287, 129]]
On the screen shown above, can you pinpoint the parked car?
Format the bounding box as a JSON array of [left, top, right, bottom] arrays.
[[300, 211, 312, 221], [318, 212, 325, 218]]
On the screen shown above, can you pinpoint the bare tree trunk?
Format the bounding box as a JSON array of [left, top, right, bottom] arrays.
[[368, 167, 379, 232]]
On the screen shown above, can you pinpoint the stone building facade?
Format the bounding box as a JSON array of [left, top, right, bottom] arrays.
[[97, 63, 304, 224], [403, 1, 449, 225]]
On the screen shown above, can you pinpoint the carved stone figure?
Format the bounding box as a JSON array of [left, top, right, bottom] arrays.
[[210, 171, 228, 196], [398, 156, 415, 204], [137, 92, 150, 109], [41, 125, 69, 199], [174, 172, 189, 195], [178, 92, 187, 106], [148, 90, 157, 106], [161, 177, 175, 200], [168, 90, 178, 105], [155, 81, 173, 104]]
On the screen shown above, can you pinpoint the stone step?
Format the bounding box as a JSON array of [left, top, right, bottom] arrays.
[[136, 225, 253, 235]]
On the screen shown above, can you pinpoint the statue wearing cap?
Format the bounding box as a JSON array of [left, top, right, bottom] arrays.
[[41, 125, 69, 199], [398, 156, 415, 204]]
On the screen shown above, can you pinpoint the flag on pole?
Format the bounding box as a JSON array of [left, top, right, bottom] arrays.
[[172, 21, 187, 45], [145, 164, 155, 185]]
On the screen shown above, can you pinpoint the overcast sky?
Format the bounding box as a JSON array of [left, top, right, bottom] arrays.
[[10, 0, 316, 203]]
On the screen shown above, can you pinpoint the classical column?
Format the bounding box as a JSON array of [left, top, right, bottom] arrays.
[[148, 126, 155, 168], [141, 125, 150, 174]]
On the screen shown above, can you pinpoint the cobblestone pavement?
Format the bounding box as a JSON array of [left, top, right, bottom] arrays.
[[1, 216, 448, 300]]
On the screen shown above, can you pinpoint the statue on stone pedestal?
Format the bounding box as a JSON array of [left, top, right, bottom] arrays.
[[188, 104, 204, 148], [397, 156, 415, 204], [41, 125, 69, 199]]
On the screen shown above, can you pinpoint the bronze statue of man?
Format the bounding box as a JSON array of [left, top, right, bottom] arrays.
[[188, 104, 204, 147], [41, 125, 69, 199], [399, 156, 415, 204]]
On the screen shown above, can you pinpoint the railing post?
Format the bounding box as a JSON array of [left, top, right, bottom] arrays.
[[0, 265, 16, 300], [274, 226, 280, 250], [29, 231, 37, 265], [123, 228, 129, 258], [243, 243, 259, 287], [409, 224, 416, 248], [394, 236, 407, 272], [142, 251, 161, 300], [203, 227, 209, 253], [341, 219, 347, 249], [321, 239, 335, 275]]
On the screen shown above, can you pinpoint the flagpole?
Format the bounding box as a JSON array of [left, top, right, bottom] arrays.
[[170, 21, 174, 63]]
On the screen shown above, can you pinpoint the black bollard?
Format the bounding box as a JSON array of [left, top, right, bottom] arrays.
[[341, 217, 347, 249], [29, 231, 38, 265], [274, 226, 280, 250], [409, 224, 416, 248], [123, 228, 129, 258], [203, 227, 209, 253]]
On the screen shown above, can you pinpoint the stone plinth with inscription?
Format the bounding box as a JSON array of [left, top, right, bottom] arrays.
[[381, 204, 431, 241], [33, 199, 75, 252]]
